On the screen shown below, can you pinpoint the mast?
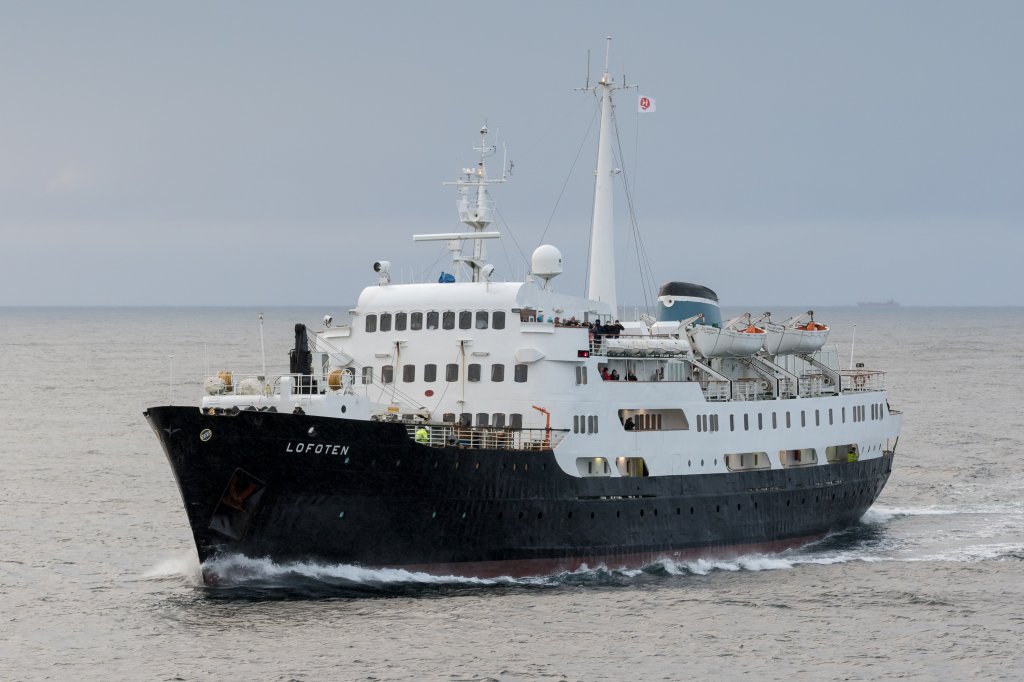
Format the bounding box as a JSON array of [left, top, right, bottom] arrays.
[[587, 36, 618, 315]]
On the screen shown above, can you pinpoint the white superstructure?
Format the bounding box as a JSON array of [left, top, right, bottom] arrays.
[[201, 39, 901, 485]]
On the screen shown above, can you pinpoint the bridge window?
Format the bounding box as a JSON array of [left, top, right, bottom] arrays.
[[395, 312, 407, 331], [410, 312, 423, 330], [402, 365, 415, 382], [829, 408, 833, 425], [476, 311, 488, 329], [467, 364, 481, 382], [492, 311, 506, 329], [380, 365, 394, 384], [815, 409, 820, 426], [365, 314, 377, 333], [514, 364, 528, 383], [427, 311, 439, 329], [424, 364, 437, 382], [380, 313, 392, 332], [459, 310, 472, 329], [800, 410, 806, 427], [442, 311, 455, 330], [491, 364, 505, 382], [786, 411, 792, 428], [446, 363, 458, 382]]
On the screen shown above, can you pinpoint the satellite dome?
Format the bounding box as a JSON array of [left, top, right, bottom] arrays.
[[531, 245, 563, 280]]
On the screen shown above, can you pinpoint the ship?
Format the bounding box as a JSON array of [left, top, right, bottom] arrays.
[[146, 41, 902, 581]]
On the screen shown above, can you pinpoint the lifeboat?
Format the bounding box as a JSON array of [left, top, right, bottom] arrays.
[[688, 324, 766, 358], [762, 321, 830, 355]]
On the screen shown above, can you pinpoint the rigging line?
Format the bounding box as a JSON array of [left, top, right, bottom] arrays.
[[314, 333, 425, 409], [493, 206, 529, 269], [538, 101, 600, 246], [610, 105, 656, 316], [417, 242, 450, 282]]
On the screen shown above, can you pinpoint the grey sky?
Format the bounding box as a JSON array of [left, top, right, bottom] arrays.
[[2, 1, 1021, 306]]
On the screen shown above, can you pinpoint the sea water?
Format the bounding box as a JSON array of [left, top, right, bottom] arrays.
[[1, 306, 1022, 680]]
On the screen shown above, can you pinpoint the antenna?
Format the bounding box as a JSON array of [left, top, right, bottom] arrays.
[[604, 35, 611, 73]]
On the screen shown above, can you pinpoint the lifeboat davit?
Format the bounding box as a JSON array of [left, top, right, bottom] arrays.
[[688, 324, 766, 358], [762, 321, 830, 355]]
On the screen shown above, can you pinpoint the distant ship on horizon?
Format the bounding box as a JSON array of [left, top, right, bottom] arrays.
[[858, 299, 900, 307]]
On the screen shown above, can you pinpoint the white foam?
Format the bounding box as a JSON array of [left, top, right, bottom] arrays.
[[202, 554, 509, 585], [143, 553, 203, 584]]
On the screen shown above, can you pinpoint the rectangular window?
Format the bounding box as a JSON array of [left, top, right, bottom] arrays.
[[475, 311, 488, 329], [493, 413, 505, 428], [842, 406, 846, 423], [710, 414, 718, 431], [514, 364, 528, 383], [697, 416, 703, 433], [442, 311, 455, 330], [426, 311, 439, 329], [402, 365, 415, 382], [573, 415, 580, 434], [467, 363, 481, 382], [459, 310, 472, 329], [476, 413, 489, 427], [510, 413, 523, 429], [815, 409, 820, 426], [758, 413, 763, 430], [575, 366, 588, 385], [395, 312, 407, 331], [446, 363, 459, 382], [772, 412, 778, 429], [743, 414, 749, 431], [362, 366, 373, 384], [786, 412, 792, 428], [587, 415, 596, 433], [829, 408, 834, 425], [593, 415, 599, 433], [410, 312, 423, 330], [491, 364, 504, 382], [381, 365, 393, 384], [424, 364, 437, 382], [729, 414, 735, 431], [365, 314, 377, 333], [379, 313, 392, 332], [492, 311, 506, 329], [801, 410, 806, 427]]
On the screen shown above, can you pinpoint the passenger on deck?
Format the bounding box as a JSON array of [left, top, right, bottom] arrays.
[[601, 367, 611, 381], [847, 448, 859, 463], [415, 426, 430, 443], [624, 417, 636, 431], [610, 369, 620, 381], [626, 372, 638, 381]]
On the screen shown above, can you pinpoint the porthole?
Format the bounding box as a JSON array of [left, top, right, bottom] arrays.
[[537, 512, 543, 519], [590, 512, 595, 519], [716, 505, 720, 513], [474, 462, 480, 469], [653, 508, 658, 516], [395, 460, 400, 467], [616, 510, 621, 518], [338, 511, 345, 519], [690, 507, 694, 514], [431, 511, 436, 518], [786, 499, 791, 506], [568, 511, 573, 519], [701, 459, 704, 466], [341, 405, 347, 414], [517, 511, 524, 519], [737, 503, 742, 511], [344, 457, 350, 464], [640, 509, 644, 517], [524, 463, 529, 472], [676, 507, 681, 515]]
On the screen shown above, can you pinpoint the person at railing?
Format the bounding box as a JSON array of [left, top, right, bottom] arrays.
[[626, 371, 638, 381], [610, 369, 620, 381], [624, 417, 636, 431], [415, 425, 430, 444], [847, 447, 859, 463], [608, 320, 624, 338], [601, 367, 611, 381]]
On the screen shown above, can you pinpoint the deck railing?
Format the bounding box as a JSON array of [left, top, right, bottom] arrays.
[[404, 424, 568, 451]]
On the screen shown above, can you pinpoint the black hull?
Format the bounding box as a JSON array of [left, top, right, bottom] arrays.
[[145, 406, 894, 580]]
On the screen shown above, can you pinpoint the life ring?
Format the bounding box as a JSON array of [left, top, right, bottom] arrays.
[[854, 374, 866, 388]]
